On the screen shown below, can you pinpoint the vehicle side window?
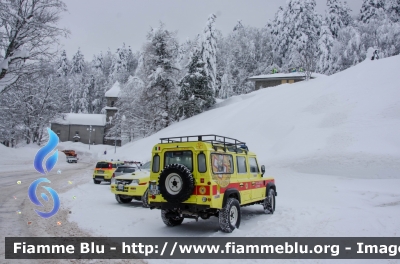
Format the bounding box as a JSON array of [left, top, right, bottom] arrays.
[[211, 153, 233, 174], [198, 153, 206, 173], [141, 161, 151, 170], [249, 157, 259, 173], [152, 154, 160, 173], [237, 156, 247, 174]]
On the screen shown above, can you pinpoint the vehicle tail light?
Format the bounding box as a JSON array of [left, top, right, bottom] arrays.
[[109, 163, 112, 169], [112, 173, 115, 178]]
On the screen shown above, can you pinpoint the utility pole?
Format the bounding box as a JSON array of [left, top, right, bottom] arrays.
[[87, 125, 95, 150]]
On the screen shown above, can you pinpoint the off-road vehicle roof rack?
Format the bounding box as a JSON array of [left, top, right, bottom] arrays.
[[159, 134, 248, 152]]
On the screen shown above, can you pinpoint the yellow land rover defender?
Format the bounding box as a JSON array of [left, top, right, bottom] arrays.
[[148, 135, 277, 233]]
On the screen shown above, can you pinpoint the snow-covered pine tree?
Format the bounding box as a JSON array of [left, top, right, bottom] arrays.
[[114, 76, 150, 139], [126, 48, 138, 76], [219, 72, 234, 99], [91, 55, 109, 114], [360, 0, 386, 23], [340, 1, 354, 27], [201, 14, 218, 97], [69, 76, 81, 113], [270, 0, 322, 78], [317, 22, 335, 74], [178, 49, 215, 119], [269, 6, 289, 68], [387, 0, 400, 22], [231, 23, 262, 94], [109, 44, 138, 84], [177, 36, 200, 80], [286, 0, 322, 79], [77, 79, 89, 113], [70, 48, 85, 74], [110, 43, 130, 83], [326, 0, 353, 38], [69, 48, 89, 113], [140, 22, 179, 131], [86, 75, 96, 113], [332, 25, 365, 72], [57, 50, 69, 77]]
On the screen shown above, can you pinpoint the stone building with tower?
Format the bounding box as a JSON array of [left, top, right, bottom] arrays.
[[51, 81, 125, 146]]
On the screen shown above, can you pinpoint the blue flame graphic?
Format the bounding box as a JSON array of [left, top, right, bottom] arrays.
[[28, 178, 60, 218], [34, 128, 59, 174]]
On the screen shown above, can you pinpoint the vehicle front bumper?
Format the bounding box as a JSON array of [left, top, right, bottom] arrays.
[[111, 183, 148, 196]]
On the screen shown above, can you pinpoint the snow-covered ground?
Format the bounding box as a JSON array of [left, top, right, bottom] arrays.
[[1, 55, 400, 264]]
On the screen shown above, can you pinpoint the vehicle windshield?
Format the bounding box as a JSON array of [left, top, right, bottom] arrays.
[[164, 151, 193, 171], [115, 167, 136, 173]]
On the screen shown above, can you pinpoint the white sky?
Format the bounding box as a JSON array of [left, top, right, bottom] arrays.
[[57, 0, 363, 60]]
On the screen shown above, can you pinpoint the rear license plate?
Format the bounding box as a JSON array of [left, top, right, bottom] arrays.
[[117, 184, 124, 191], [97, 170, 104, 173]]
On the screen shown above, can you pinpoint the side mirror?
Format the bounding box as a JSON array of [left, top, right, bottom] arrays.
[[261, 165, 265, 176]]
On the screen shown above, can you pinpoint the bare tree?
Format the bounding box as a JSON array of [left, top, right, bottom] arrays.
[[0, 0, 68, 93]]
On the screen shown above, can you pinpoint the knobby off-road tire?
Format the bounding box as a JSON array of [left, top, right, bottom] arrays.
[[115, 194, 133, 204], [218, 198, 241, 233], [141, 188, 149, 208], [263, 188, 276, 214], [161, 209, 184, 227], [158, 164, 195, 203]]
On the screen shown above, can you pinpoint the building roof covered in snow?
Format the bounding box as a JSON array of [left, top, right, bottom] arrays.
[[105, 81, 121, 97], [248, 72, 326, 81], [248, 72, 327, 90], [52, 113, 106, 126]]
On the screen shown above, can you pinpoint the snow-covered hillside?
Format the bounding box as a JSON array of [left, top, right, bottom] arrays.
[[108, 55, 400, 180]]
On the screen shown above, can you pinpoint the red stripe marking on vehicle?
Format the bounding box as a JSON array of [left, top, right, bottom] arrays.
[[212, 185, 217, 195], [219, 179, 274, 194]]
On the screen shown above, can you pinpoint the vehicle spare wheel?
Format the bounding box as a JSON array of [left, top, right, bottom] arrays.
[[158, 164, 195, 203]]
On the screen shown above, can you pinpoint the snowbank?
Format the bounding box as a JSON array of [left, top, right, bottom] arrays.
[[109, 55, 400, 179]]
